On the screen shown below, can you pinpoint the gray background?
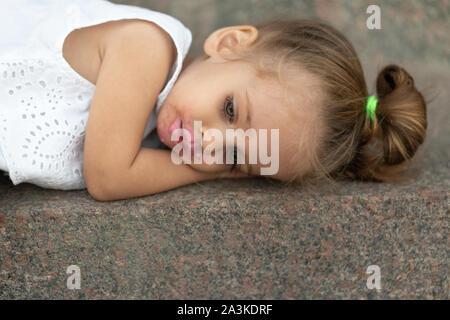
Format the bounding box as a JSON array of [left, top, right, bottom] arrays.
[[0, 0, 448, 299]]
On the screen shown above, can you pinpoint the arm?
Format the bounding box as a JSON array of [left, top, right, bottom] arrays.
[[94, 148, 225, 201]]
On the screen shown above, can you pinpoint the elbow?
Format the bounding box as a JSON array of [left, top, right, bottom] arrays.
[[84, 166, 114, 202], [86, 181, 110, 202]]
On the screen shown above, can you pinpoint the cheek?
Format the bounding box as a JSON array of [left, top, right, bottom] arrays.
[[182, 101, 206, 124]]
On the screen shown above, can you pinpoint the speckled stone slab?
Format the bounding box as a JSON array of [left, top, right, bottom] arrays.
[[0, 0, 448, 299]]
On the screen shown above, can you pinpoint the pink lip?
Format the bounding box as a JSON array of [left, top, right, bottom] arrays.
[[168, 117, 182, 137], [164, 115, 195, 152]]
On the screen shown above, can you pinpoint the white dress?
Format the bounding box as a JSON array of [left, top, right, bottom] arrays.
[[0, 0, 192, 190]]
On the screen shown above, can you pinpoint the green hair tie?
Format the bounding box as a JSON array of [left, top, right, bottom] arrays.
[[366, 95, 378, 122]]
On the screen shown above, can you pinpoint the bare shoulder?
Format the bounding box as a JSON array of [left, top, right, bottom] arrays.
[[62, 19, 177, 84], [100, 19, 177, 58]]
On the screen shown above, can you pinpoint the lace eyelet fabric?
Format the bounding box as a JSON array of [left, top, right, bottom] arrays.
[[0, 0, 192, 190], [0, 55, 95, 190]]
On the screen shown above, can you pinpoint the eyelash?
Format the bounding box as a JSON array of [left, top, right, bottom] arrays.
[[223, 96, 238, 171], [224, 96, 235, 122]]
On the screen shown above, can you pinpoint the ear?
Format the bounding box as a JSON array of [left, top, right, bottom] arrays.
[[203, 25, 258, 59]]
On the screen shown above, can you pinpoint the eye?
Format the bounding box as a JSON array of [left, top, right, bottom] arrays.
[[224, 96, 235, 121]]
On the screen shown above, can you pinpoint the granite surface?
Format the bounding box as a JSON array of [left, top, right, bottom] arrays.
[[0, 0, 449, 299]]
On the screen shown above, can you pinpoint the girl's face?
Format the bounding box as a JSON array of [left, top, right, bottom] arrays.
[[156, 26, 322, 180]]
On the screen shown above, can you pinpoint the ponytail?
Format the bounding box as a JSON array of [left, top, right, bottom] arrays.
[[348, 65, 427, 181]]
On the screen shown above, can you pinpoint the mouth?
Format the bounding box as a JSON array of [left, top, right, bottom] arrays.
[[169, 117, 183, 145], [164, 116, 195, 154]]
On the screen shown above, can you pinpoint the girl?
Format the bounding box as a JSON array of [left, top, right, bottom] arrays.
[[0, 0, 427, 201]]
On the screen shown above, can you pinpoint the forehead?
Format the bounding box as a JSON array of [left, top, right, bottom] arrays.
[[243, 70, 324, 178], [246, 70, 323, 140]]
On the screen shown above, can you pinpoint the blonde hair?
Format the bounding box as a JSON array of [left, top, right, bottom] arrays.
[[235, 19, 428, 185]]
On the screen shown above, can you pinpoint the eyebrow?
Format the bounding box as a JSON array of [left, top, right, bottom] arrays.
[[245, 88, 253, 129]]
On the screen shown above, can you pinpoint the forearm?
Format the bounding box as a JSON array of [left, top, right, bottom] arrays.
[[89, 148, 218, 201]]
